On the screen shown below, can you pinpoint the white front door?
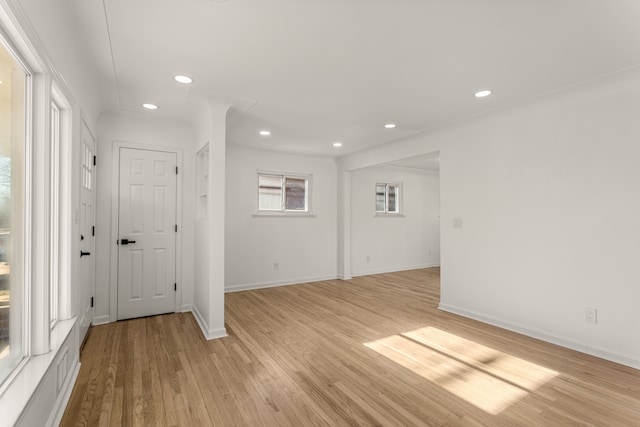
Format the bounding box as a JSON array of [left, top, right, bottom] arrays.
[[117, 148, 177, 320], [79, 121, 96, 344]]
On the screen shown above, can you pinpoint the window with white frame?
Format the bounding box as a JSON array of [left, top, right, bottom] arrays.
[[258, 172, 310, 213], [0, 37, 28, 386], [0, 5, 75, 410], [376, 182, 401, 214], [0, 29, 74, 396]]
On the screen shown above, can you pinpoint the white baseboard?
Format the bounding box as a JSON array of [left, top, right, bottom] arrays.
[[352, 263, 440, 278], [190, 305, 227, 341], [47, 360, 80, 427], [438, 303, 640, 370], [225, 275, 339, 293], [92, 315, 111, 326], [95, 306, 192, 325]]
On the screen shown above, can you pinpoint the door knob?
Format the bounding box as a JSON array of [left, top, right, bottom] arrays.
[[80, 251, 91, 257], [120, 238, 136, 245]]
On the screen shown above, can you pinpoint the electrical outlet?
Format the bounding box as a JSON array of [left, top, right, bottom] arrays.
[[366, 256, 370, 263], [585, 307, 597, 324], [453, 217, 463, 229], [429, 250, 432, 256], [273, 263, 279, 272]]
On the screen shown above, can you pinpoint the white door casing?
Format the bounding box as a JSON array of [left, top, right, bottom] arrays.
[[79, 121, 96, 344], [117, 147, 177, 320]]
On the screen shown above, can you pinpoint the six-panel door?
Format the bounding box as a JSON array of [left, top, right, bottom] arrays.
[[117, 148, 177, 320]]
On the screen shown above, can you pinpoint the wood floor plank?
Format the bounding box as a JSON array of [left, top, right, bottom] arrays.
[[61, 268, 640, 426]]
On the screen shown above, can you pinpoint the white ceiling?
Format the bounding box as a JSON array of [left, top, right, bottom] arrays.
[[70, 0, 640, 157]]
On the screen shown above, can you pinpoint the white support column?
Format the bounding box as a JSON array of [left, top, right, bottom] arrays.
[[337, 167, 352, 280], [205, 100, 229, 339], [191, 93, 254, 340]]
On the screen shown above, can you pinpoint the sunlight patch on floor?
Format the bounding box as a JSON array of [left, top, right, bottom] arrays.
[[365, 326, 558, 415]]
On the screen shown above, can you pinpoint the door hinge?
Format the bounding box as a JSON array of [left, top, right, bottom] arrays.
[[174, 283, 177, 292], [176, 166, 178, 175], [93, 155, 96, 166], [175, 224, 178, 232], [92, 225, 95, 236], [90, 297, 94, 308]]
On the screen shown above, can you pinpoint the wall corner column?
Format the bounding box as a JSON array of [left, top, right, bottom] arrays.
[[205, 101, 229, 338], [337, 166, 351, 280]]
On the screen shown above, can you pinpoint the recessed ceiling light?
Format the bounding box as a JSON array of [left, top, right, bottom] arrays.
[[142, 103, 158, 110], [475, 90, 492, 98], [333, 142, 343, 147], [174, 75, 193, 84], [259, 130, 271, 136], [384, 123, 396, 129]]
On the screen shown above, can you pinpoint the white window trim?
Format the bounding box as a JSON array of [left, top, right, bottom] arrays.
[[51, 85, 73, 324], [374, 213, 406, 217], [375, 182, 404, 216], [254, 170, 315, 217], [49, 99, 60, 328], [48, 84, 72, 328]]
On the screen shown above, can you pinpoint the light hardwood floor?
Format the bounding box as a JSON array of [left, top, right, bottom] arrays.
[[61, 268, 640, 426]]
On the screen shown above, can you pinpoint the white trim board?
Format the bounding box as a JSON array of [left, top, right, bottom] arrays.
[[351, 263, 440, 278], [438, 303, 640, 371], [225, 275, 339, 293], [190, 306, 227, 341], [92, 315, 110, 326]]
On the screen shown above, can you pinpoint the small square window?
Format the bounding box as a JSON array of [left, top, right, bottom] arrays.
[[376, 182, 401, 214], [258, 172, 310, 213]]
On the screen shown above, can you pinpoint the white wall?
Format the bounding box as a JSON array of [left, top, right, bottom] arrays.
[[439, 70, 640, 368], [95, 111, 197, 322], [342, 67, 640, 369], [17, 0, 106, 126], [225, 144, 338, 291], [350, 165, 440, 276]]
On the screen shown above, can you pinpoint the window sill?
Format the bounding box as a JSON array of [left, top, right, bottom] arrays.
[[0, 317, 77, 425], [374, 213, 405, 217], [253, 212, 317, 218]]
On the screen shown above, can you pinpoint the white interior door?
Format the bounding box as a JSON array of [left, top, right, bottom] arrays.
[[117, 148, 177, 320], [79, 122, 96, 344]]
